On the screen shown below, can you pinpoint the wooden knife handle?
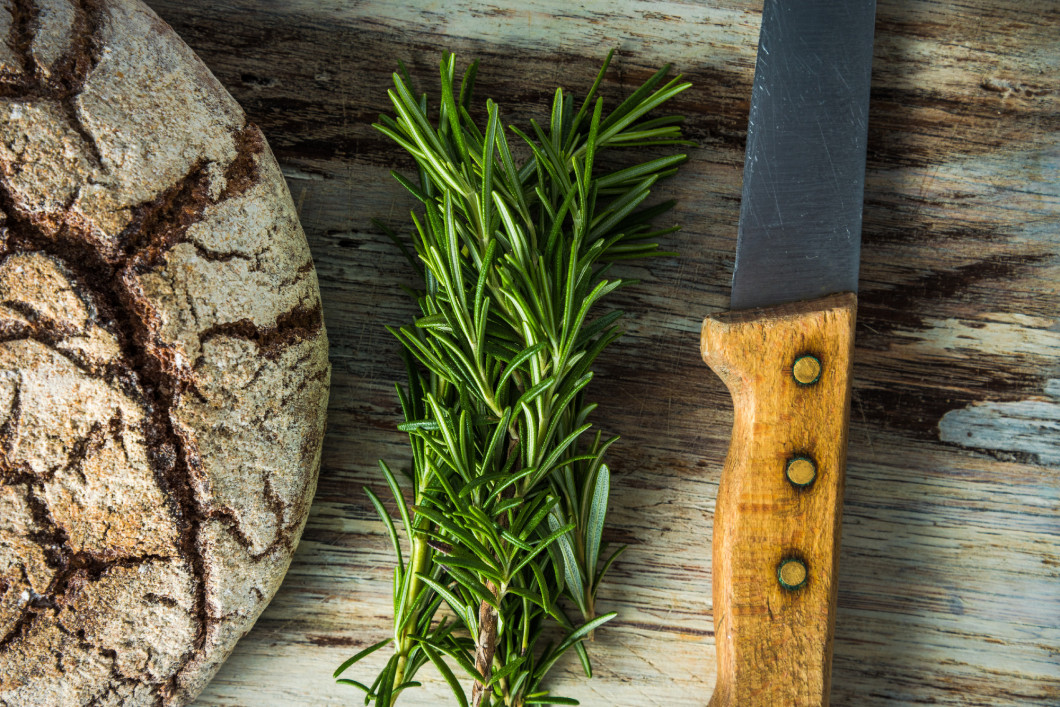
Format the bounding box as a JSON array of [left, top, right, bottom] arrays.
[[700, 292, 856, 706]]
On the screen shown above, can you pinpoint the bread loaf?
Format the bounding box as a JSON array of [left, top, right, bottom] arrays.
[[0, 1, 330, 704]]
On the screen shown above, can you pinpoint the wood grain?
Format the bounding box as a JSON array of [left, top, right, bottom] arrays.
[[139, 0, 1059, 704], [702, 293, 856, 706]]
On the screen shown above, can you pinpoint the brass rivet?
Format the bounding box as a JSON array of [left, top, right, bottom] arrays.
[[778, 558, 808, 591], [785, 456, 817, 488], [792, 354, 822, 385]]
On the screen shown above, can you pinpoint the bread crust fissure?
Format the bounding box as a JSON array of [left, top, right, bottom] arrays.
[[0, 125, 322, 702], [198, 303, 323, 364], [120, 124, 265, 270], [3, 0, 41, 87], [1, 0, 105, 165], [0, 171, 212, 699], [0, 2, 330, 702]]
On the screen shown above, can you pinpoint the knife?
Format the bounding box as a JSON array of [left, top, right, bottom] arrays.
[[700, 1, 875, 705]]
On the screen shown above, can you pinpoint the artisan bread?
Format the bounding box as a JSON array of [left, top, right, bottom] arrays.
[[0, 0, 330, 704]]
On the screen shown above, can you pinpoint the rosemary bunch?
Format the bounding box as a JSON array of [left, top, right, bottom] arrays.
[[337, 51, 690, 707]]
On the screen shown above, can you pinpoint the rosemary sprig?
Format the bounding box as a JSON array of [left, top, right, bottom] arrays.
[[337, 51, 690, 707]]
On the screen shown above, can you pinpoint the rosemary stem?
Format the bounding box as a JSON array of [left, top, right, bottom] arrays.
[[498, 674, 511, 705], [471, 584, 500, 707], [520, 596, 530, 655], [392, 534, 430, 705]]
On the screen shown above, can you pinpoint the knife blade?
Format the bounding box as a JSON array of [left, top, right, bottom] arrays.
[[732, 0, 875, 310], [700, 1, 876, 705]]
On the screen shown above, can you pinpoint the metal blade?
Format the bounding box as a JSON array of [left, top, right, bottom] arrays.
[[730, 0, 876, 310]]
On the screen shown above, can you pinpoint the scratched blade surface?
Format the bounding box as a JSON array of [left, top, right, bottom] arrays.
[[730, 0, 876, 310]]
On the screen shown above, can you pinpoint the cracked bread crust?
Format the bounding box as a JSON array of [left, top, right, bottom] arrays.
[[0, 1, 330, 704]]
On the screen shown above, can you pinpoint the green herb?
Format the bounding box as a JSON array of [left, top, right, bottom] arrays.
[[337, 51, 690, 707]]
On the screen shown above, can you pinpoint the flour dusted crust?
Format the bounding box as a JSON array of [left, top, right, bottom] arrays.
[[0, 1, 330, 704]]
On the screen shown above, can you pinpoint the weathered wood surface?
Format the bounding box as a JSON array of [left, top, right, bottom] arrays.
[[142, 0, 1059, 704]]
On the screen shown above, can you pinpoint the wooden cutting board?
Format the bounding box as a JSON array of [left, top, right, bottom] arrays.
[[143, 1, 1059, 704]]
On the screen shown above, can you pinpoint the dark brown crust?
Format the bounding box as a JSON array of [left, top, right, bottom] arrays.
[[1, 0, 105, 163], [42, 0, 104, 97], [0, 124, 321, 700], [0, 172, 204, 698], [197, 303, 323, 364], [2, 56, 319, 707], [2, 0, 40, 89], [0, 3, 327, 702], [119, 123, 265, 271]]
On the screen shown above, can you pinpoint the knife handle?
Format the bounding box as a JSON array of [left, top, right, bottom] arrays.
[[700, 292, 856, 707]]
